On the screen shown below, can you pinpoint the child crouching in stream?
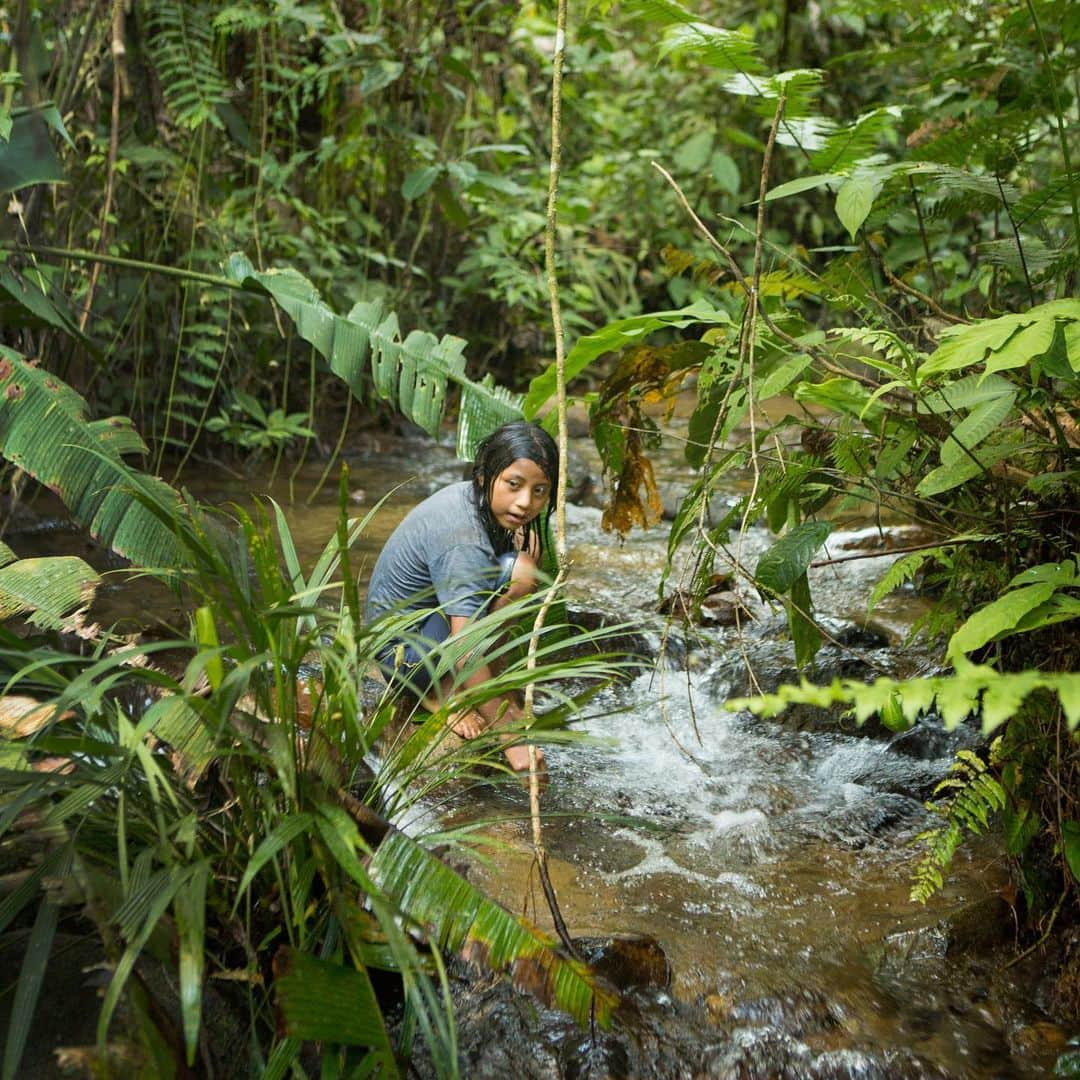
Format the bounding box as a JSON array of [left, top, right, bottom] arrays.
[[364, 420, 557, 783]]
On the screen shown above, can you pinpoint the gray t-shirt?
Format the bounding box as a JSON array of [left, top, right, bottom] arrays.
[[364, 481, 502, 628]]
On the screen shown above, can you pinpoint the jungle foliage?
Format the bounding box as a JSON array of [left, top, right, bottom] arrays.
[[1, 0, 1080, 1070]]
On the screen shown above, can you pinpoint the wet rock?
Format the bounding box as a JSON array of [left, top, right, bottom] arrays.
[[726, 986, 841, 1035], [869, 894, 1013, 980], [564, 606, 663, 668], [700, 1026, 951, 1079], [575, 933, 672, 990], [886, 715, 984, 762], [1008, 1020, 1070, 1061]]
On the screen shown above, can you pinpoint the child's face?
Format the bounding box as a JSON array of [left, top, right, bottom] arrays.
[[488, 457, 551, 532]]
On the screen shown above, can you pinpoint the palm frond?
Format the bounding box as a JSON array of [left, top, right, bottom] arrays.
[[0, 542, 100, 630], [227, 254, 524, 459], [0, 348, 185, 569], [369, 830, 619, 1029]]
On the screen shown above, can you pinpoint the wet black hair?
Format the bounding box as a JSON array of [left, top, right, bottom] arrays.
[[471, 420, 559, 556]]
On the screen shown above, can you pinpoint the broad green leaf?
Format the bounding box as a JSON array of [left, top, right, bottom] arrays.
[[755, 353, 813, 401], [710, 150, 740, 193], [982, 317, 1058, 376], [939, 393, 1015, 467], [788, 572, 821, 669], [1002, 801, 1039, 856], [1007, 594, 1080, 636], [1010, 559, 1078, 588], [402, 165, 442, 200], [1064, 320, 1080, 372], [835, 175, 877, 239], [1063, 821, 1080, 885], [917, 373, 1015, 414], [674, 130, 714, 172], [921, 300, 1080, 376], [0, 106, 66, 192], [765, 172, 841, 202], [755, 521, 833, 596], [947, 583, 1056, 660], [174, 861, 209, 1065], [0, 267, 85, 340], [793, 378, 883, 423], [915, 438, 1017, 497], [1062, 675, 1080, 730], [523, 301, 725, 417]]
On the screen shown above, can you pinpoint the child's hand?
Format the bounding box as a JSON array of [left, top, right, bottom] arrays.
[[504, 550, 539, 601]]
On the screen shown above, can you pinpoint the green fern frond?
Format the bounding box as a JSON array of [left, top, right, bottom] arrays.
[[658, 22, 764, 76], [727, 662, 1080, 734], [829, 326, 918, 367], [1012, 172, 1080, 229], [830, 431, 872, 477], [810, 106, 903, 174], [211, 3, 270, 34], [910, 751, 1004, 903], [915, 165, 1020, 217], [868, 547, 947, 613], [147, 0, 230, 131], [910, 111, 1037, 170], [170, 290, 233, 447], [910, 820, 962, 904], [977, 237, 1059, 276]]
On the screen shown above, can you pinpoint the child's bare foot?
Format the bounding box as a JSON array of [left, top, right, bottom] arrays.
[[503, 743, 547, 791], [447, 708, 486, 739]]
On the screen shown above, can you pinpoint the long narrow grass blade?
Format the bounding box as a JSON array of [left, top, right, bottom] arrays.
[[2, 873, 65, 1080], [174, 860, 209, 1065]]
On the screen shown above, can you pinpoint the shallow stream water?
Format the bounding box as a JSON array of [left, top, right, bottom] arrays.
[[56, 424, 1065, 1077]]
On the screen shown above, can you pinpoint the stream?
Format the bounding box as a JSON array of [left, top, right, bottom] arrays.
[[30, 421, 1066, 1077]]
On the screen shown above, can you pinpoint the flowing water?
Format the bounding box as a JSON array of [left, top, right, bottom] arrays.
[[40, 424, 1062, 1077]]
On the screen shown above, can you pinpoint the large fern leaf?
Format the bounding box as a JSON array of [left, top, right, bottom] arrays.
[[147, 0, 230, 131], [0, 348, 185, 569], [226, 254, 524, 459], [369, 829, 618, 1029]]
